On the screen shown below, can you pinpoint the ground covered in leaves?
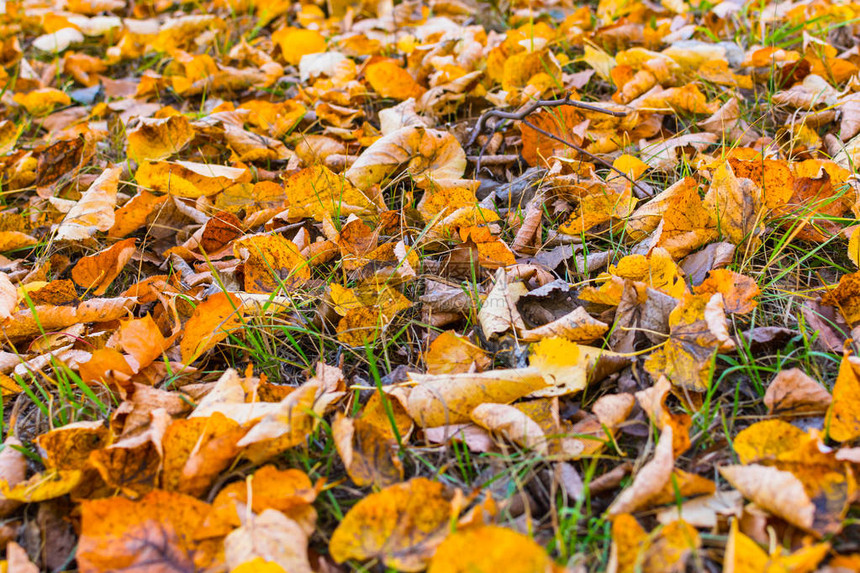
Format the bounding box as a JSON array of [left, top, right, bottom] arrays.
[[4, 0, 860, 570]]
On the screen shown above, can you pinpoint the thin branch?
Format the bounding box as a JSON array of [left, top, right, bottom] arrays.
[[519, 118, 651, 198], [467, 95, 627, 148]]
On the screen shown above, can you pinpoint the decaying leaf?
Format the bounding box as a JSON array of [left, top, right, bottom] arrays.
[[54, 167, 121, 242], [428, 525, 555, 573], [329, 478, 463, 571], [609, 426, 674, 515]]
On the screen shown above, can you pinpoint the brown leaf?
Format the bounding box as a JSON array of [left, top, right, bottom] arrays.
[[608, 425, 674, 515], [71, 238, 136, 295], [764, 368, 832, 416], [0, 436, 27, 517], [719, 464, 815, 531]]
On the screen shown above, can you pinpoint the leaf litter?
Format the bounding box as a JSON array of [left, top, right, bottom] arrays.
[[2, 0, 860, 570]]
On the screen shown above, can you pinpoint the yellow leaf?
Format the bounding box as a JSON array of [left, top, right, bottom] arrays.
[[704, 161, 764, 249], [233, 234, 310, 293], [329, 478, 463, 571], [406, 368, 548, 427], [365, 60, 425, 100], [126, 115, 195, 162], [827, 353, 860, 442], [272, 27, 326, 65], [136, 160, 248, 198], [428, 525, 553, 573], [528, 338, 615, 397], [13, 88, 71, 116], [0, 469, 83, 502], [425, 331, 490, 375], [644, 293, 735, 392], [284, 165, 379, 220]]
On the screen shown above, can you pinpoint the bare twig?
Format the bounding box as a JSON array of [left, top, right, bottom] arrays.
[[467, 95, 626, 148], [467, 96, 641, 189], [519, 119, 651, 198], [466, 154, 519, 165]]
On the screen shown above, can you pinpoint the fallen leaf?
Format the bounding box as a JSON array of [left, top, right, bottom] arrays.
[[478, 268, 528, 338], [234, 233, 310, 292], [345, 126, 466, 190], [127, 115, 195, 162], [719, 464, 815, 531], [608, 425, 674, 515], [644, 293, 735, 392], [366, 60, 425, 100], [224, 509, 313, 573], [77, 489, 214, 573], [54, 166, 121, 242], [0, 436, 27, 517], [693, 269, 760, 314], [272, 27, 326, 64], [723, 518, 829, 573], [180, 292, 245, 364], [284, 165, 379, 220], [428, 525, 554, 573], [329, 478, 463, 571], [470, 403, 547, 454], [136, 161, 247, 198], [827, 353, 860, 442], [704, 161, 764, 250], [765, 368, 832, 416], [425, 331, 491, 375], [71, 238, 136, 295], [406, 368, 548, 427]]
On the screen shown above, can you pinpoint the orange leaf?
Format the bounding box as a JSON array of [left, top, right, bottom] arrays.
[[77, 489, 214, 573], [71, 238, 136, 295], [180, 292, 245, 364]]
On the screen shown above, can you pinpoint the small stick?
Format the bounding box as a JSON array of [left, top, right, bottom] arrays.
[[519, 119, 651, 197], [466, 154, 520, 165], [467, 95, 627, 148]]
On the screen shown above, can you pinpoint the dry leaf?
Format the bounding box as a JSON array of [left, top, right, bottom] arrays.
[[428, 525, 554, 573], [55, 167, 121, 242], [71, 238, 136, 295], [765, 368, 832, 415], [608, 425, 674, 515], [329, 478, 463, 571], [180, 292, 245, 363], [406, 368, 548, 427]]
